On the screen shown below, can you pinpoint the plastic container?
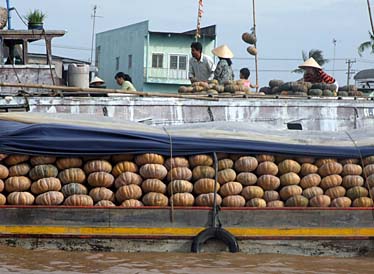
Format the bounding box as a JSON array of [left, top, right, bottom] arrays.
[[68, 64, 89, 88]]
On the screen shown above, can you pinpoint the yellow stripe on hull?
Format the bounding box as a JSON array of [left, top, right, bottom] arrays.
[[0, 226, 374, 237]]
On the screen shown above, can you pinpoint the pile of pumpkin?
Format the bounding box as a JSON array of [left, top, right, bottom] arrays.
[[0, 153, 373, 208], [178, 80, 252, 95]]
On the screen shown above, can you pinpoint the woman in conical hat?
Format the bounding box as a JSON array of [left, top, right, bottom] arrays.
[[212, 45, 235, 84], [89, 76, 105, 88], [299, 57, 338, 90]]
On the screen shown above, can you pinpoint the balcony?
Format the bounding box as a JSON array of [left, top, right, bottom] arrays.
[[145, 67, 190, 85]]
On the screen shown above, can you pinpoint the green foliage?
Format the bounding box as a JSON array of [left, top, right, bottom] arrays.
[[358, 31, 374, 56], [293, 49, 329, 74], [24, 9, 46, 24]]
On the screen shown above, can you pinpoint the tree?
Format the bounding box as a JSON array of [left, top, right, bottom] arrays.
[[293, 49, 329, 73], [358, 31, 374, 56]]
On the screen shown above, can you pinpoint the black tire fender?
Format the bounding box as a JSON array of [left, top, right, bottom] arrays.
[[191, 227, 239, 253]]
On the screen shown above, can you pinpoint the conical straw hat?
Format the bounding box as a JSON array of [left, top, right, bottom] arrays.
[[90, 76, 105, 85], [299, 57, 322, 69], [212, 45, 234, 59]]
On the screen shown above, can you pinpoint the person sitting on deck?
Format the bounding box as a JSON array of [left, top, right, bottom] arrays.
[[115, 72, 136, 91], [89, 76, 106, 89], [239, 67, 258, 89], [299, 57, 338, 90], [212, 44, 235, 85], [189, 42, 215, 83]]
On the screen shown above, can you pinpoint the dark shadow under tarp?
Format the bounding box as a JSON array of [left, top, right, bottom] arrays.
[[0, 113, 373, 157]]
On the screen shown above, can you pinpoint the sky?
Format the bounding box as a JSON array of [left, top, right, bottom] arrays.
[[7, 0, 374, 87]]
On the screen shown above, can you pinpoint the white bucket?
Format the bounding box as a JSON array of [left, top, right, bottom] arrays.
[[68, 64, 89, 88]]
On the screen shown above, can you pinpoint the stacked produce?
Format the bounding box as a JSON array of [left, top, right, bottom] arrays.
[[0, 153, 373, 208], [178, 80, 253, 95]]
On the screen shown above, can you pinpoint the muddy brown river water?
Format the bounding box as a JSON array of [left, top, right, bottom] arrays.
[[0, 246, 373, 274]]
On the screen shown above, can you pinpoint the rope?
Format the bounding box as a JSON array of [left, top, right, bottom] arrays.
[[212, 152, 222, 228], [41, 29, 56, 86], [163, 126, 174, 223], [345, 131, 374, 218]]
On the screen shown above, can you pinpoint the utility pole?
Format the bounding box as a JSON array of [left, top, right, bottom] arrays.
[[367, 0, 374, 33], [346, 59, 356, 91], [6, 0, 13, 29], [332, 39, 337, 77], [252, 0, 259, 92], [90, 5, 102, 65]]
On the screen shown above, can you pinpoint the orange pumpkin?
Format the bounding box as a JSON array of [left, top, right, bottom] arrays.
[[164, 157, 189, 170], [314, 158, 337, 168], [319, 174, 342, 190], [318, 162, 343, 177], [236, 172, 257, 186], [257, 175, 280, 191], [84, 160, 112, 174], [7, 191, 34, 205], [346, 186, 369, 200], [192, 166, 215, 181], [302, 186, 324, 199], [280, 172, 300, 186], [342, 164, 362, 176], [0, 179, 3, 192], [342, 175, 364, 189], [8, 163, 30, 177], [219, 181, 243, 197], [256, 161, 278, 176], [135, 153, 164, 166], [217, 169, 236, 184], [363, 156, 374, 166], [352, 197, 373, 207], [279, 185, 302, 200], [367, 174, 374, 188], [56, 157, 83, 170], [114, 172, 142, 188], [189, 154, 213, 168], [112, 161, 138, 177], [30, 156, 56, 166], [194, 178, 220, 194], [300, 173, 321, 189], [87, 172, 114, 188], [63, 194, 94, 206], [263, 190, 280, 202], [0, 164, 9, 179], [246, 198, 266, 207], [0, 193, 5, 205], [142, 192, 168, 206], [295, 157, 315, 164], [139, 164, 167, 180], [325, 186, 346, 199], [121, 199, 144, 207], [331, 197, 352, 208], [339, 158, 359, 165], [234, 156, 258, 172], [170, 193, 195, 206], [256, 154, 275, 163], [5, 176, 31, 192], [141, 179, 167, 194], [285, 195, 309, 207], [266, 200, 284, 208], [363, 164, 374, 177], [29, 165, 58, 181], [89, 187, 115, 203], [310, 195, 331, 207], [222, 195, 246, 207], [195, 193, 222, 207], [218, 159, 234, 171], [111, 154, 134, 164], [168, 180, 193, 194], [61, 183, 87, 197], [95, 200, 116, 207], [241, 186, 264, 200], [278, 159, 301, 175], [167, 167, 192, 181], [300, 163, 318, 177], [35, 191, 64, 205], [4, 155, 30, 166], [115, 184, 142, 203], [58, 168, 86, 185], [31, 177, 61, 195]]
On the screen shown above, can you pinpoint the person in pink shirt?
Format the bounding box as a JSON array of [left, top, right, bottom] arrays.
[[240, 68, 257, 89]]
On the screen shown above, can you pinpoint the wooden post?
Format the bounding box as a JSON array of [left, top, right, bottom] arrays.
[[252, 0, 259, 92]]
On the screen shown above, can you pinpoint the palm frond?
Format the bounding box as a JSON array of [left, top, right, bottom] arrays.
[[358, 41, 372, 56]]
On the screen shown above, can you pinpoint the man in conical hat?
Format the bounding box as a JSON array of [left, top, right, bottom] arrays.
[[89, 76, 106, 88], [299, 57, 337, 89]]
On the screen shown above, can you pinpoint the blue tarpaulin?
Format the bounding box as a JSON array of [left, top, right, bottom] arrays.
[[0, 113, 373, 158]]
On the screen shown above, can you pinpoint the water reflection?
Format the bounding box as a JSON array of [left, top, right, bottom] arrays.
[[0, 246, 373, 274]]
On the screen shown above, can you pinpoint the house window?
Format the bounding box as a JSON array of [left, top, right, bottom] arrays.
[[115, 57, 120, 70], [169, 55, 187, 70], [128, 54, 132, 69], [152, 54, 163, 68]]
